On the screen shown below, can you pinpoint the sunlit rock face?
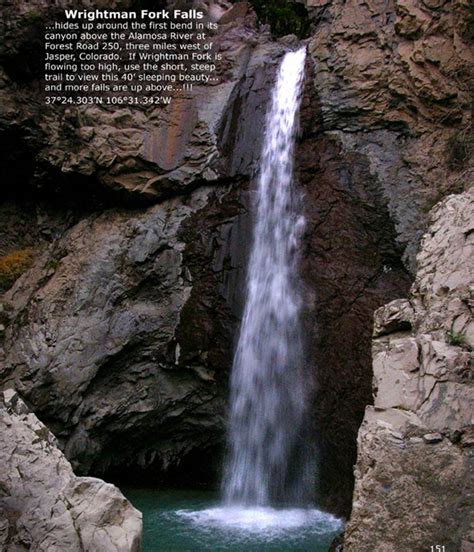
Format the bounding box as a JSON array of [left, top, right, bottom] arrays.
[[0, 0, 472, 533], [344, 189, 474, 550], [0, 389, 142, 552]]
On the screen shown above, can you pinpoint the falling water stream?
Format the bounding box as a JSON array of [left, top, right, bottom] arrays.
[[125, 48, 342, 550], [224, 45, 312, 508]]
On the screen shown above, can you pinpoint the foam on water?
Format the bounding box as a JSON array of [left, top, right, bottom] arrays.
[[123, 489, 344, 551], [175, 506, 343, 542]]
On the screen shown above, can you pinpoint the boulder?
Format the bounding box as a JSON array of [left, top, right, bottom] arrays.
[[0, 389, 142, 552]]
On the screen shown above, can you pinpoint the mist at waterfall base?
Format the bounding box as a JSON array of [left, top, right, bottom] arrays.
[[124, 489, 342, 551], [124, 48, 343, 550]]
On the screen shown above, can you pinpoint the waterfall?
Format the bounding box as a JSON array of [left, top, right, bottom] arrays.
[[173, 46, 342, 541], [223, 47, 314, 507]]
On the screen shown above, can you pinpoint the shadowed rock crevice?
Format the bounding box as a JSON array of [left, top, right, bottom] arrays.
[[0, 124, 154, 216], [104, 443, 224, 490], [296, 73, 412, 516]]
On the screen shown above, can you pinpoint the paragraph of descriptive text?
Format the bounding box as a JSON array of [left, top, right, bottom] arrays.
[[44, 9, 221, 106]]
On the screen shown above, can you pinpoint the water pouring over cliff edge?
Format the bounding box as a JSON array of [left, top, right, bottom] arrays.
[[172, 47, 342, 545], [223, 47, 314, 507]]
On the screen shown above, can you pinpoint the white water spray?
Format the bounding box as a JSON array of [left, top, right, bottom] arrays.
[[223, 47, 314, 507], [171, 48, 343, 541]]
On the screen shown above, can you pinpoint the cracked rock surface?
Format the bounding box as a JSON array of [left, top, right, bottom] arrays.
[[1, 184, 249, 479], [1, 0, 282, 200], [344, 189, 474, 551], [0, 389, 142, 552], [305, 0, 473, 269], [298, 0, 473, 514], [0, 0, 272, 485], [0, 0, 473, 528]]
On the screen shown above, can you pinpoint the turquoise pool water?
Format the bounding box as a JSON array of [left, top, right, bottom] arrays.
[[123, 488, 343, 552]]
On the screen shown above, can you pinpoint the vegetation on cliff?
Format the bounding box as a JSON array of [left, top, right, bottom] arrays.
[[250, 0, 310, 38], [0, 248, 34, 291]]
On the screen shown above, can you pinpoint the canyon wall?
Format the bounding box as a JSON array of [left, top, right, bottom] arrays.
[[1, 0, 278, 486], [0, 0, 472, 541], [345, 189, 473, 551], [301, 0, 473, 515]]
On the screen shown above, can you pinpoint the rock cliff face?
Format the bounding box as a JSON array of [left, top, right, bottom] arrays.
[[0, 1, 281, 487], [0, 0, 472, 540], [1, 0, 281, 200], [298, 0, 473, 515], [306, 0, 473, 267], [297, 98, 412, 513], [0, 389, 142, 552], [345, 189, 473, 551], [2, 186, 247, 481]]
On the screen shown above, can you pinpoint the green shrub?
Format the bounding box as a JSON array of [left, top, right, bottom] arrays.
[[447, 329, 467, 347], [0, 248, 34, 290], [250, 0, 310, 38], [20, 9, 44, 27]]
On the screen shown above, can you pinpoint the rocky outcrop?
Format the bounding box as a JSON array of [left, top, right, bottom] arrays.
[[0, 0, 282, 201], [305, 0, 473, 268], [1, 183, 250, 481], [344, 189, 474, 550], [296, 0, 473, 515], [0, 1, 278, 485], [0, 388, 142, 552]]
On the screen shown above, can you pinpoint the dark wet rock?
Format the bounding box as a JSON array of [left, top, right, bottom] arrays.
[[292, 0, 473, 516], [296, 128, 411, 516]]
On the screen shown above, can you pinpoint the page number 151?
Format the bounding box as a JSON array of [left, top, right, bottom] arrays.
[[430, 546, 446, 551]]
